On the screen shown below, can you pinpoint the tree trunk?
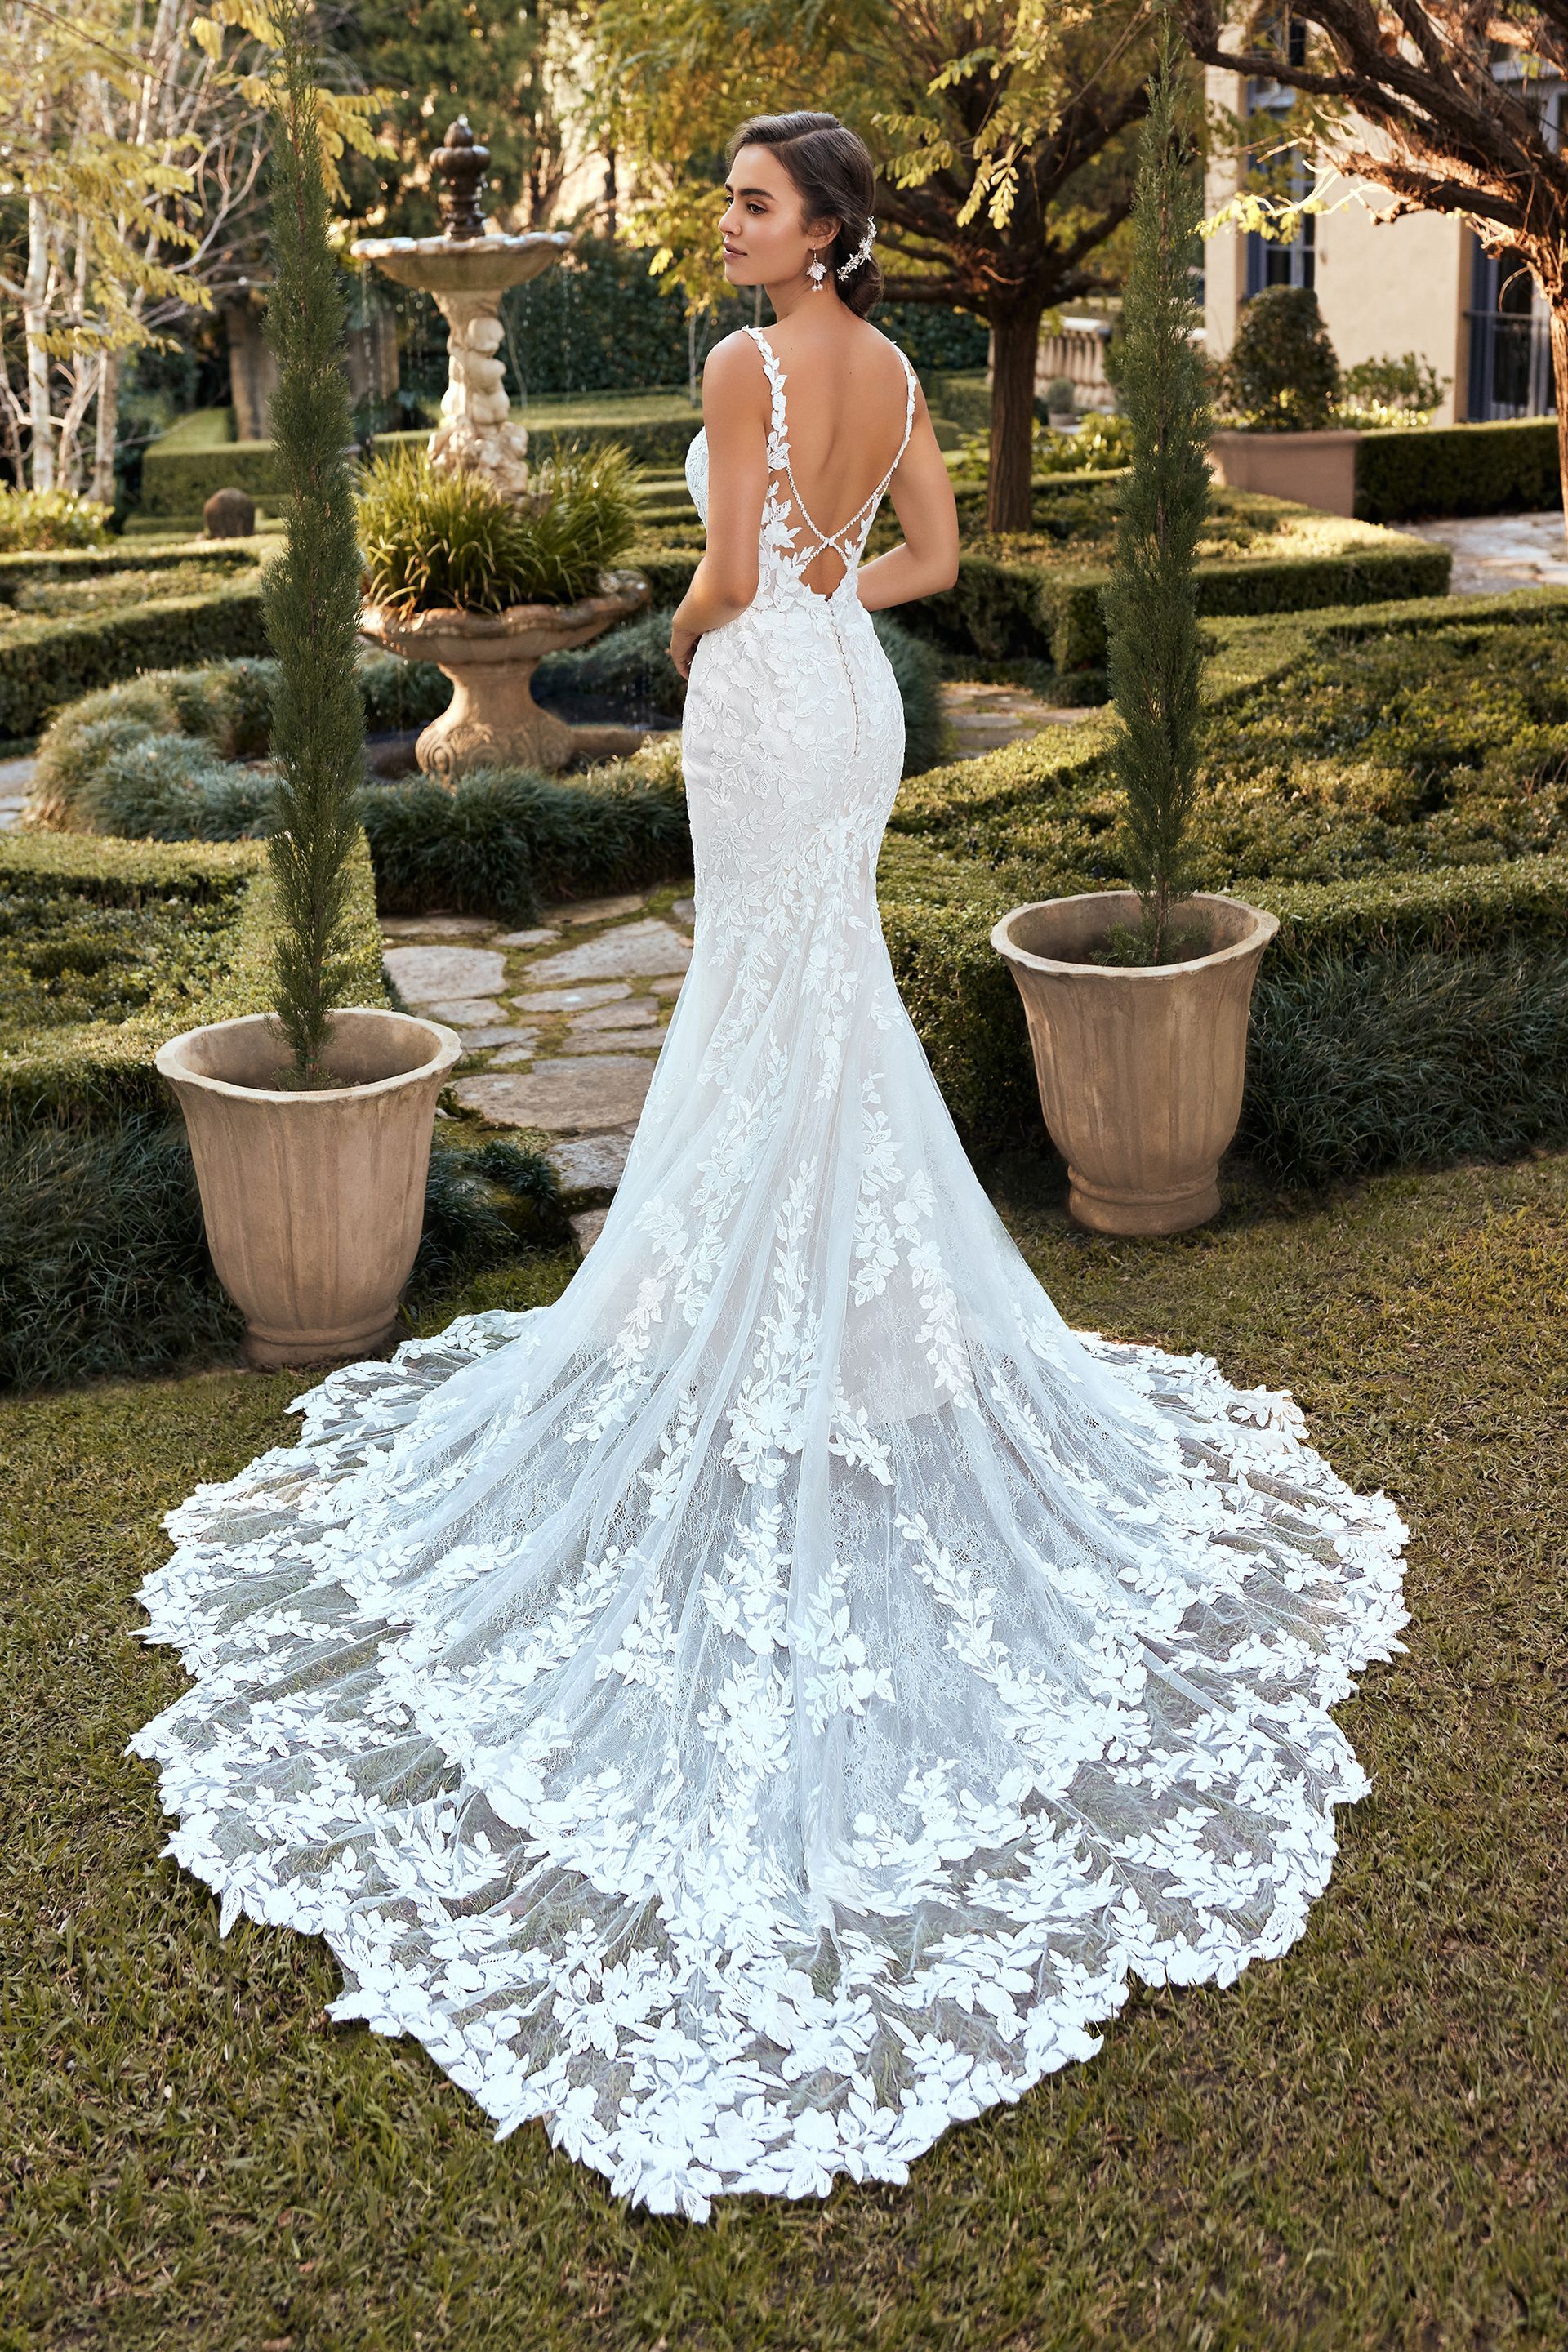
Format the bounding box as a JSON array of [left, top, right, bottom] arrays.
[[24, 188, 54, 493], [1552, 294, 1568, 547], [91, 347, 122, 508], [987, 304, 1044, 533]]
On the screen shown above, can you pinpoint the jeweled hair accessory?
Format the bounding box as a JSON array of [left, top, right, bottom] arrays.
[[836, 215, 876, 278]]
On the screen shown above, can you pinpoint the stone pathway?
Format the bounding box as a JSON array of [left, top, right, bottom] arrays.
[[1405, 508, 1568, 597], [0, 753, 34, 831], [385, 884, 696, 1256], [940, 681, 1097, 758]]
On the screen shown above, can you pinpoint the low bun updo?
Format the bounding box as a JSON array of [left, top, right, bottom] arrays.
[[725, 110, 884, 318]]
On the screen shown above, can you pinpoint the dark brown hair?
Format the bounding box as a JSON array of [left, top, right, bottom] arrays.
[[725, 111, 883, 319]]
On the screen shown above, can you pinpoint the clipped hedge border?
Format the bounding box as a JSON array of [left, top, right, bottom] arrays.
[[0, 541, 258, 599], [139, 414, 716, 517], [878, 587, 1568, 1177], [0, 830, 385, 1124], [908, 535, 1450, 670], [1356, 416, 1560, 524], [623, 529, 1449, 673], [0, 579, 268, 739]]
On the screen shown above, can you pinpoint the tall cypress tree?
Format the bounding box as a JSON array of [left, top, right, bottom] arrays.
[[264, 1, 367, 1086], [1101, 9, 1212, 964]]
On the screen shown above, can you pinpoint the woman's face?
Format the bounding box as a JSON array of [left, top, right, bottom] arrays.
[[719, 143, 837, 292]]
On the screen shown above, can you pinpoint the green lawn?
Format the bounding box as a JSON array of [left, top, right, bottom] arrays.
[[2, 1153, 1564, 2350]]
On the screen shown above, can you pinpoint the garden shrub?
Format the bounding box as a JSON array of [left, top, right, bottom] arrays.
[[1217, 286, 1340, 431], [0, 831, 384, 1124], [0, 487, 111, 552], [1355, 416, 1561, 523]]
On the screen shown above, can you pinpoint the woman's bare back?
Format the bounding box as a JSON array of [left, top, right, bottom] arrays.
[[747, 319, 919, 598]]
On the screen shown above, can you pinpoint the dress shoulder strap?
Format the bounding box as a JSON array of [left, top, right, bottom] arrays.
[[743, 325, 791, 470], [884, 341, 919, 482]]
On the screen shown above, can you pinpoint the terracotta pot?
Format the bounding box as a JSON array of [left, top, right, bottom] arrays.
[[359, 567, 651, 782], [1208, 426, 1361, 518], [156, 1007, 461, 1368], [990, 890, 1279, 1236]]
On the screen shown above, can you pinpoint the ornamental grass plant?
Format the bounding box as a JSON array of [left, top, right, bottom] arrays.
[[358, 439, 642, 617]]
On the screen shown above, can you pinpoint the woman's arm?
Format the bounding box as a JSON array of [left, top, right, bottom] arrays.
[[669, 335, 767, 679], [854, 375, 960, 612]]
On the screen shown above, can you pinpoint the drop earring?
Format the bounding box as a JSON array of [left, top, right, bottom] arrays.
[[806, 250, 827, 292]]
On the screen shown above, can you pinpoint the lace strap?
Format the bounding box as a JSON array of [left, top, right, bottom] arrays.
[[744, 324, 791, 473]]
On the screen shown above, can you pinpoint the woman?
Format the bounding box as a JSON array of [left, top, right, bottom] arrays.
[[127, 111, 1410, 2224]]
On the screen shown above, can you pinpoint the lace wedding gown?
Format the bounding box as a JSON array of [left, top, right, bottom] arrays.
[[127, 324, 1410, 2221]]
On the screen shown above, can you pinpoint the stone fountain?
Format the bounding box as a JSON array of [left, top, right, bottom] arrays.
[[351, 120, 650, 778]]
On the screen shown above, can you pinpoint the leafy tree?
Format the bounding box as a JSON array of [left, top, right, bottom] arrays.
[[592, 0, 1163, 530], [0, 0, 381, 501], [263, 0, 369, 1086], [1102, 9, 1213, 963], [335, 0, 593, 236], [1183, 0, 1568, 530]]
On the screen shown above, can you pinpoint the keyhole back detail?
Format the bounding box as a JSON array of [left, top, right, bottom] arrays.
[[745, 326, 917, 604]]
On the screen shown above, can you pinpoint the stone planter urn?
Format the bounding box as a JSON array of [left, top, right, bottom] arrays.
[[1208, 426, 1361, 517], [156, 1006, 461, 1368], [991, 889, 1279, 1235], [359, 567, 652, 782]]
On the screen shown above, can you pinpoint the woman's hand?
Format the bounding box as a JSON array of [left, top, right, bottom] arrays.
[[669, 618, 702, 681]]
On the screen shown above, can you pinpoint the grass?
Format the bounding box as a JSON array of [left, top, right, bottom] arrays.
[[2, 1150, 1564, 2346]]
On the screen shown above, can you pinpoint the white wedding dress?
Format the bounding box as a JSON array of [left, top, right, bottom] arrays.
[[127, 324, 1410, 2221]]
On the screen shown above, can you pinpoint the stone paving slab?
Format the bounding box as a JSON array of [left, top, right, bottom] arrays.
[[452, 1056, 655, 1132], [514, 981, 633, 1013], [569, 1206, 610, 1253], [568, 998, 661, 1032], [524, 919, 693, 986], [558, 1027, 666, 1056], [1405, 508, 1568, 597], [383, 943, 507, 1002], [548, 891, 648, 926], [493, 926, 562, 948], [941, 681, 1098, 756], [421, 996, 506, 1026], [379, 914, 497, 939], [458, 1024, 539, 1049], [546, 1127, 639, 1196]]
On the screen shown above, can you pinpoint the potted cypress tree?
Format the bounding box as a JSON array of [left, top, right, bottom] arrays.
[[155, 9, 459, 1366], [991, 15, 1277, 1236]]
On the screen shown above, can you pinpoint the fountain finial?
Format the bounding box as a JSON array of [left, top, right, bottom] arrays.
[[432, 117, 490, 241]]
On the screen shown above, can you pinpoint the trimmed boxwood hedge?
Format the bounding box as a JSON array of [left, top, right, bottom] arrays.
[[0, 541, 257, 599], [876, 588, 1568, 1181], [1356, 416, 1561, 525], [629, 511, 1450, 673], [0, 830, 385, 1125], [0, 576, 268, 738]]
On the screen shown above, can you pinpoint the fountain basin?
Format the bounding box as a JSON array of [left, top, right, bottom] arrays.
[[359, 568, 653, 781], [350, 232, 572, 298]]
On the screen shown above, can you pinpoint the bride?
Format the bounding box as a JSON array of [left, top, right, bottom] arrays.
[[126, 110, 1410, 2223]]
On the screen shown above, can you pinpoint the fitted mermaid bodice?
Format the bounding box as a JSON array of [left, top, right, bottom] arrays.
[[684, 325, 917, 614]]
